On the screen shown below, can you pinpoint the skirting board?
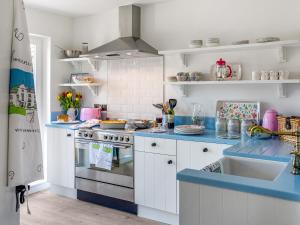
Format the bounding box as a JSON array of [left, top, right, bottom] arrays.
[[29, 182, 50, 195], [49, 184, 77, 199], [138, 205, 179, 225]]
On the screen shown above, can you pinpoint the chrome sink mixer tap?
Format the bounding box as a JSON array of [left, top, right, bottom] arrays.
[[248, 125, 300, 175]]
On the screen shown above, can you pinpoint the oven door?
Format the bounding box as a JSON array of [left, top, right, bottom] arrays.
[[75, 139, 134, 188]]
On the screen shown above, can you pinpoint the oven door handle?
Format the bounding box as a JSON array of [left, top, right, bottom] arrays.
[[113, 145, 131, 149]]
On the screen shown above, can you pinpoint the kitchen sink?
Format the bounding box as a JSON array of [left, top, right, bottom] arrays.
[[218, 157, 288, 181]]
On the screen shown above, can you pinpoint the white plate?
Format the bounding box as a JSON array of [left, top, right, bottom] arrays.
[[174, 130, 204, 135], [52, 120, 81, 124], [175, 125, 205, 132]]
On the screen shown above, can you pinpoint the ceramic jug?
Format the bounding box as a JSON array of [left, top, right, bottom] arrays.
[[67, 108, 79, 121]]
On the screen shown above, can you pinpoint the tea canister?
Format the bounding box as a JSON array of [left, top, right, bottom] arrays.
[[227, 119, 240, 137]]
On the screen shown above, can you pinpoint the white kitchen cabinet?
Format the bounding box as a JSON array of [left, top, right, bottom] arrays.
[[177, 140, 231, 171], [134, 137, 177, 214], [47, 127, 75, 189]]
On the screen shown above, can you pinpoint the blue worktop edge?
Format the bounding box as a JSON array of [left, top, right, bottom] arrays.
[[177, 165, 300, 202]]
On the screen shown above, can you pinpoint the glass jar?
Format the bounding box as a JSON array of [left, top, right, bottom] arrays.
[[227, 119, 240, 137], [241, 119, 253, 139], [192, 104, 205, 126], [215, 118, 227, 137]]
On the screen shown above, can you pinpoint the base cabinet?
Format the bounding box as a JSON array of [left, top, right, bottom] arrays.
[[47, 127, 75, 189], [135, 150, 177, 214], [134, 136, 232, 222], [179, 181, 300, 225]]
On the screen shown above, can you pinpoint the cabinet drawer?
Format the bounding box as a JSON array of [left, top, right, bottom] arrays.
[[190, 142, 223, 170], [144, 137, 176, 155]]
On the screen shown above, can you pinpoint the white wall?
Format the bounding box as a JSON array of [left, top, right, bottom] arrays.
[[0, 0, 20, 224], [73, 8, 119, 51], [26, 8, 74, 114], [142, 0, 300, 116], [73, 0, 300, 117]]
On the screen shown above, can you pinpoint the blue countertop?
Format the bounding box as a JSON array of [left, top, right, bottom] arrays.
[[177, 138, 300, 202], [134, 129, 240, 145], [45, 123, 79, 130]]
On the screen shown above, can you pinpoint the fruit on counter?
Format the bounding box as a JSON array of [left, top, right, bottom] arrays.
[[57, 114, 70, 122]]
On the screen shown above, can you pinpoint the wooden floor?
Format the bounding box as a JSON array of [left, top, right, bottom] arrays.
[[21, 191, 165, 225]]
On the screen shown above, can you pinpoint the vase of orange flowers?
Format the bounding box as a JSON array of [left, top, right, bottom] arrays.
[[56, 91, 82, 120]]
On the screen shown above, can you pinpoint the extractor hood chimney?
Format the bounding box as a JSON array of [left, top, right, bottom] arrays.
[[81, 5, 159, 60]]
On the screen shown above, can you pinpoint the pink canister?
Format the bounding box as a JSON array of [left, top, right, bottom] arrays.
[[262, 109, 278, 131]]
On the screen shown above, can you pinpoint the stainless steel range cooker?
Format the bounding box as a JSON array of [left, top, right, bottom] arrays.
[[74, 128, 137, 214]]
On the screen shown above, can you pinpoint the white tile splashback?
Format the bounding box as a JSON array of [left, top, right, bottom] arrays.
[[106, 57, 163, 120]]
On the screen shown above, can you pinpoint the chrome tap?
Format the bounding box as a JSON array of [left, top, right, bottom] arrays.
[[248, 125, 300, 175]]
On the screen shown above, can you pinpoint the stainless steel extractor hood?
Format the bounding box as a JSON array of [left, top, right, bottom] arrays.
[[81, 5, 159, 60]]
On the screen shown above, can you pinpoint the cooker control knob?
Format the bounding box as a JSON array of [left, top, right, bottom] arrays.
[[84, 133, 88, 138], [119, 137, 124, 141], [89, 133, 93, 138], [125, 137, 130, 142], [109, 136, 113, 140], [104, 135, 108, 140], [114, 136, 118, 141]]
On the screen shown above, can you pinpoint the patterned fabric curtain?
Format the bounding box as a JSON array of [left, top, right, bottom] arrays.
[[8, 0, 43, 200]]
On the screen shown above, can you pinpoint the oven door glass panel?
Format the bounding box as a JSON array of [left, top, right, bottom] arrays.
[[75, 140, 133, 177]]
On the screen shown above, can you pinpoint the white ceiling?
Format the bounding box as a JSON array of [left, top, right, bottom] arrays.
[[24, 0, 172, 18]]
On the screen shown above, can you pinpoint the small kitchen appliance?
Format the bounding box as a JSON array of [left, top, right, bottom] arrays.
[[262, 109, 278, 131], [80, 108, 101, 121]]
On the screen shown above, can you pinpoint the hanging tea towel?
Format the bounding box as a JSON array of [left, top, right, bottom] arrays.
[[89, 143, 113, 170], [8, 0, 43, 213]]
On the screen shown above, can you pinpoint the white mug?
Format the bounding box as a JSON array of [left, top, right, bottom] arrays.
[[278, 70, 289, 80], [269, 70, 279, 80], [252, 71, 261, 80], [261, 70, 270, 80]]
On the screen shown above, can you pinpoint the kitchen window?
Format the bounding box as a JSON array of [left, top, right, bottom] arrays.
[[29, 34, 51, 188]]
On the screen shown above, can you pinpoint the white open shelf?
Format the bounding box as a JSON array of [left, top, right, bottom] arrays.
[[164, 79, 300, 85], [58, 57, 100, 71], [59, 83, 101, 87], [159, 40, 300, 66], [164, 79, 300, 98], [58, 83, 101, 96]]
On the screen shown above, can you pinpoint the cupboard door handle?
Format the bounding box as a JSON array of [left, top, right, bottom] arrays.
[[67, 133, 72, 137], [203, 148, 208, 153], [151, 143, 157, 147], [168, 160, 173, 165]]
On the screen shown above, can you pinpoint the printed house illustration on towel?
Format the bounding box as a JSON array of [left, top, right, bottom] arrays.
[[9, 70, 37, 116]]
